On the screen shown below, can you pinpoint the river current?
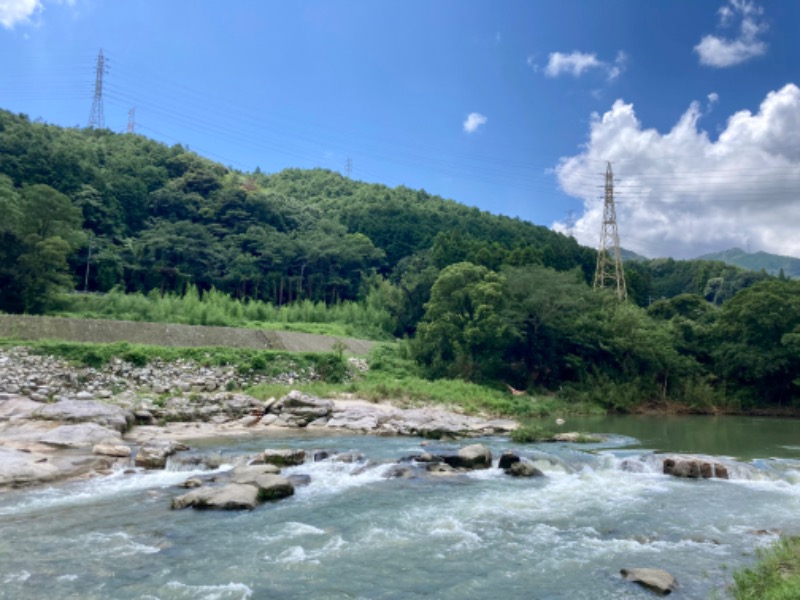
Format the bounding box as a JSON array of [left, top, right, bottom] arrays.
[[2, 417, 800, 599]]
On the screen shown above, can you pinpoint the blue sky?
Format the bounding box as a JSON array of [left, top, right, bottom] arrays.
[[2, 0, 799, 259]]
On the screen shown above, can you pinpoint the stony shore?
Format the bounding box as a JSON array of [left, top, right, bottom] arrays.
[[0, 346, 516, 490]]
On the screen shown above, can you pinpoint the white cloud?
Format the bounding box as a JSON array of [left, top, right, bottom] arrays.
[[553, 84, 800, 259], [707, 92, 720, 104], [695, 0, 767, 67], [0, 0, 42, 28], [545, 51, 603, 77], [541, 50, 627, 82], [463, 112, 487, 134]]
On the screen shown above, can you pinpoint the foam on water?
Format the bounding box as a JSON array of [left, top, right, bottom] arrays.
[[0, 464, 233, 516], [281, 457, 390, 500], [81, 531, 161, 557], [163, 580, 253, 600]]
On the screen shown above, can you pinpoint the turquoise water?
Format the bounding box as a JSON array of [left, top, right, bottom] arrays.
[[2, 418, 800, 599]]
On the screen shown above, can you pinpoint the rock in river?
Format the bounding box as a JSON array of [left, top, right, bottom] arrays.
[[506, 460, 545, 478], [442, 443, 492, 470], [172, 483, 261, 510], [663, 457, 729, 479], [620, 567, 676, 595], [262, 448, 305, 466]]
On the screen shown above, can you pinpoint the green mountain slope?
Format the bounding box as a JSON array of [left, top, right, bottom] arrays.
[[698, 248, 800, 278]]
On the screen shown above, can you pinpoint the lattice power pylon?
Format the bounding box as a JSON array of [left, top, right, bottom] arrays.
[[593, 162, 627, 301], [88, 49, 107, 129]]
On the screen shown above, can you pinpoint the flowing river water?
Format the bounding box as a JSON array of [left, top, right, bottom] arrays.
[[2, 416, 800, 599]]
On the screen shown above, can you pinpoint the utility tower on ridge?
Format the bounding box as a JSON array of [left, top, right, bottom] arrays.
[[88, 49, 107, 129], [127, 107, 136, 133], [593, 162, 627, 301], [345, 157, 352, 178]]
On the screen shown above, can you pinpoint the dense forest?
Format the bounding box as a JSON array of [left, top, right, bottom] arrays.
[[1, 109, 798, 411]]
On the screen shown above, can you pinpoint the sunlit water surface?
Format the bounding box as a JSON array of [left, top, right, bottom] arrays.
[[2, 416, 800, 599]]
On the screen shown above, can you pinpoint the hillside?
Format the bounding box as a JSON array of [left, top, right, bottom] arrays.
[[0, 109, 593, 320], [0, 109, 798, 412], [698, 247, 800, 279]]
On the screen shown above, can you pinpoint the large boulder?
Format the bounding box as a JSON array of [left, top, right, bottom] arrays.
[[620, 568, 676, 595], [252, 474, 294, 501], [135, 440, 189, 469], [39, 423, 121, 449], [498, 451, 521, 470], [262, 448, 305, 467], [273, 391, 333, 427], [172, 483, 260, 510], [32, 399, 134, 432], [442, 444, 492, 470]]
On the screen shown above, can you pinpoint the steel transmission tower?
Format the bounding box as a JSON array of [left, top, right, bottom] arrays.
[[345, 157, 352, 178], [127, 107, 136, 133], [593, 162, 627, 301], [88, 49, 107, 129]]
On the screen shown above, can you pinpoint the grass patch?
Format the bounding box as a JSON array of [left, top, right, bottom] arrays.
[[54, 287, 395, 341], [730, 536, 800, 600], [249, 343, 607, 419], [510, 423, 556, 443]]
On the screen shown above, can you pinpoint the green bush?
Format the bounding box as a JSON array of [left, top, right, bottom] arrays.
[[510, 423, 555, 443]]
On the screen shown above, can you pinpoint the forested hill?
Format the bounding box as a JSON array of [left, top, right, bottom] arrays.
[[3, 109, 799, 410], [0, 108, 770, 319], [698, 248, 800, 279], [0, 109, 593, 313]]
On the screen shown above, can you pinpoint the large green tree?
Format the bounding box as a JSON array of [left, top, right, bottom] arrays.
[[413, 262, 513, 381]]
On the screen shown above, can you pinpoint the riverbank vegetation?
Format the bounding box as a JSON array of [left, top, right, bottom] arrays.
[[730, 536, 800, 599], [1, 109, 798, 415]]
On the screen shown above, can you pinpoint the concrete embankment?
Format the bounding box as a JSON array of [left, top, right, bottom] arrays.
[[0, 315, 374, 354]]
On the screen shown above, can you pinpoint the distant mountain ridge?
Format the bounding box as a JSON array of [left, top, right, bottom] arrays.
[[697, 248, 800, 278]]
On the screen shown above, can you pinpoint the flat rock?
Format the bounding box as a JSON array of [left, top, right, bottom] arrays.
[[39, 423, 121, 449], [0, 447, 60, 488], [172, 483, 260, 510], [32, 399, 134, 432], [92, 443, 132, 458], [620, 568, 676, 595], [262, 448, 305, 466], [231, 464, 281, 485], [0, 395, 44, 421]]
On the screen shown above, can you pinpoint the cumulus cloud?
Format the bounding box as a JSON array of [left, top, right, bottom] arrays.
[[553, 84, 800, 259], [0, 0, 42, 28], [463, 112, 487, 134], [541, 50, 627, 82], [695, 0, 767, 67]]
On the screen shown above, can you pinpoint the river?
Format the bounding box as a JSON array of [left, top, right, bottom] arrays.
[[1, 416, 799, 599]]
